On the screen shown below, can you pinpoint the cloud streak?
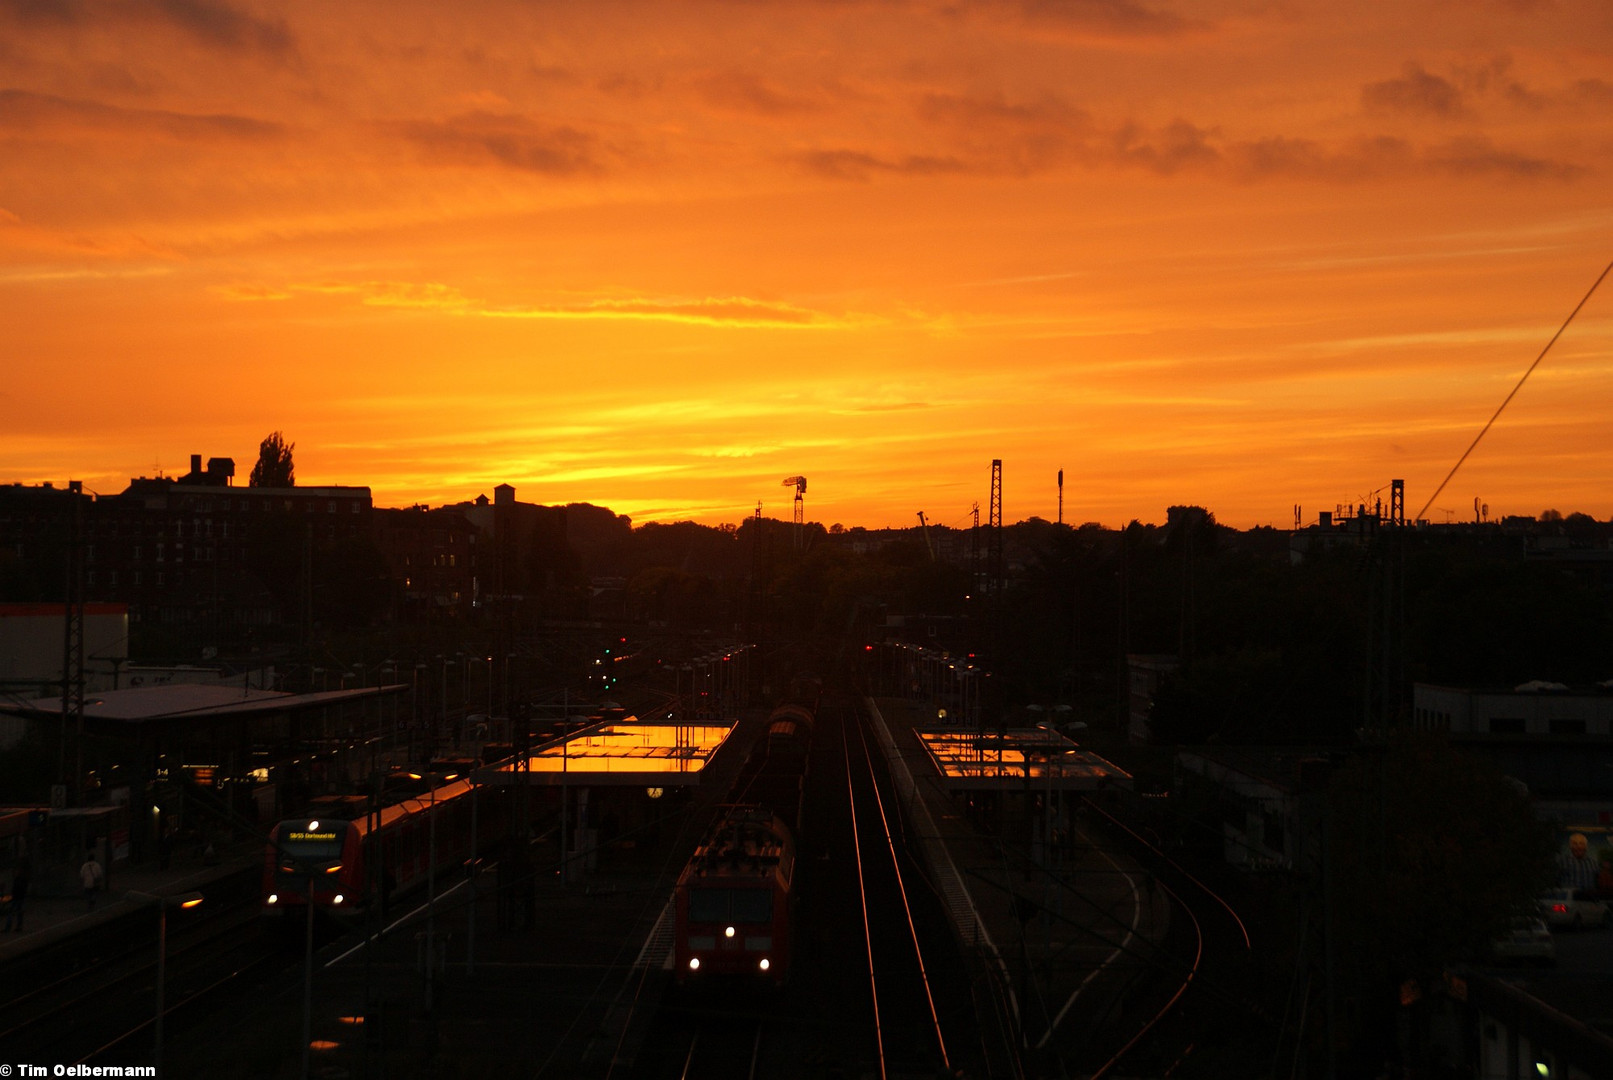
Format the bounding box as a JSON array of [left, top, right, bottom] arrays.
[[481, 295, 860, 330], [0, 88, 284, 141], [220, 279, 869, 330], [390, 112, 605, 175]]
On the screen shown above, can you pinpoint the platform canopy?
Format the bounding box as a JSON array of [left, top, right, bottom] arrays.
[[477, 718, 738, 788], [915, 727, 1132, 792], [0, 682, 407, 724]]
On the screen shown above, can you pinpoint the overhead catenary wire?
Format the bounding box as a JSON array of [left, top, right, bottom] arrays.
[[1414, 258, 1613, 524]]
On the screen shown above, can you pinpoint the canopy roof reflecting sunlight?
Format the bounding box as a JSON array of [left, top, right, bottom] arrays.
[[482, 720, 737, 787], [916, 728, 1132, 792]]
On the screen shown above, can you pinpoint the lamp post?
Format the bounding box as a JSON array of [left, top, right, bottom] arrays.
[[126, 889, 204, 1076], [407, 770, 458, 1011]]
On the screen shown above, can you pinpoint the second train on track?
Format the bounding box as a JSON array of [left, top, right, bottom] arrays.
[[672, 678, 819, 986]]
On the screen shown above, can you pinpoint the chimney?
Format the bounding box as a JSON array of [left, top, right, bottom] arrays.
[[1319, 511, 1333, 528], [189, 454, 202, 476]]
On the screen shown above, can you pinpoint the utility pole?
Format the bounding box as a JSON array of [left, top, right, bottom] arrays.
[[60, 481, 85, 805], [970, 502, 981, 596]]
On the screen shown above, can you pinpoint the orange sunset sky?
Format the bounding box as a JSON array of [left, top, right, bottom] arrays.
[[3, 0, 1611, 530]]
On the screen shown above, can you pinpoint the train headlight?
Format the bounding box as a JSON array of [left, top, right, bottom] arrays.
[[759, 958, 770, 972], [267, 893, 278, 905], [688, 957, 700, 971], [333, 894, 344, 905], [724, 925, 735, 938]]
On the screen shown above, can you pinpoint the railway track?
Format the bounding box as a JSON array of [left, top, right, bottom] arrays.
[[0, 894, 291, 1068], [627, 697, 983, 1080], [840, 698, 962, 1079], [1069, 797, 1269, 1078]]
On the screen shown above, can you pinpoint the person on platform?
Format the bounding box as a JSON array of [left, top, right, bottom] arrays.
[[1, 852, 30, 931], [80, 851, 104, 910]]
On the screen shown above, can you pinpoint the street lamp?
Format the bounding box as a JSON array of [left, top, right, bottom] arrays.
[[407, 770, 458, 1011], [126, 889, 203, 1076]]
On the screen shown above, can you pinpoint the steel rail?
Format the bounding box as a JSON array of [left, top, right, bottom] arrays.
[[1089, 875, 1203, 1080], [849, 702, 953, 1073], [842, 716, 889, 1080], [1081, 795, 1251, 951]]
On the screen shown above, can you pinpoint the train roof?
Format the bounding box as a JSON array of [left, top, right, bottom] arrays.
[[684, 806, 792, 879], [274, 776, 476, 840]]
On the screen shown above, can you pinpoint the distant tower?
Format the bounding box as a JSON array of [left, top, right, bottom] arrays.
[[1390, 479, 1404, 528], [989, 460, 1003, 599], [970, 502, 981, 594], [781, 476, 806, 549], [1057, 469, 1064, 526]]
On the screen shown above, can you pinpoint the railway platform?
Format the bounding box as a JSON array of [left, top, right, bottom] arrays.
[[0, 841, 259, 962], [866, 696, 1178, 1070]]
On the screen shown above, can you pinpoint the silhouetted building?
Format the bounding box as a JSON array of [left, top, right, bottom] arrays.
[[373, 505, 478, 616], [0, 454, 375, 648], [1414, 682, 1613, 824]]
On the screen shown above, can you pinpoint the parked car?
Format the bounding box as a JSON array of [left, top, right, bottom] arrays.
[[1538, 887, 1609, 929], [1491, 917, 1556, 965]]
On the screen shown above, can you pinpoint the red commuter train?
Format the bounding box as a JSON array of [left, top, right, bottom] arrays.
[[673, 693, 816, 985], [263, 773, 483, 917]]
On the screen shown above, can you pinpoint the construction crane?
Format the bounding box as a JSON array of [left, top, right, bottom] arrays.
[[916, 511, 935, 561], [782, 476, 806, 549]]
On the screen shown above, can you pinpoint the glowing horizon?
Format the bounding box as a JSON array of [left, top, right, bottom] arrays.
[[5, 1, 1612, 530]]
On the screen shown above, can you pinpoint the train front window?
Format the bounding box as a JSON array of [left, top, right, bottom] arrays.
[[689, 889, 729, 923], [689, 888, 773, 924], [732, 890, 772, 923]]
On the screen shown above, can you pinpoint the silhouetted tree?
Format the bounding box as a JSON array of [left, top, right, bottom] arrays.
[[1321, 735, 1554, 1072], [248, 431, 295, 487]]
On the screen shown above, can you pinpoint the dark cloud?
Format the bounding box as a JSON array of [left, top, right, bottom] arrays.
[[918, 92, 1087, 128], [145, 0, 292, 55], [791, 148, 968, 180], [598, 73, 661, 99], [1362, 62, 1468, 118], [1229, 135, 1412, 181], [0, 0, 294, 56], [0, 0, 78, 22], [916, 92, 1095, 172], [790, 118, 1584, 186], [1424, 136, 1584, 179], [394, 112, 603, 176], [1013, 0, 1195, 36], [1112, 118, 1219, 174], [695, 72, 818, 117], [0, 88, 284, 140], [1569, 78, 1613, 105]]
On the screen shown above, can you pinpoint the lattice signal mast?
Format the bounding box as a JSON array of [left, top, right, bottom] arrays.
[[989, 459, 1003, 598]]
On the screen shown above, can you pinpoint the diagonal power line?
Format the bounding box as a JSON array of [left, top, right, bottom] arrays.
[[1415, 258, 1613, 524]]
